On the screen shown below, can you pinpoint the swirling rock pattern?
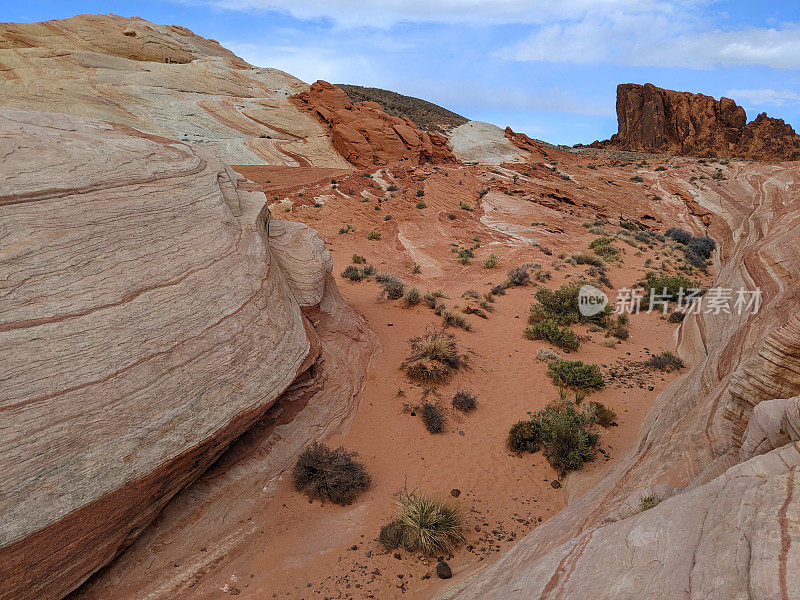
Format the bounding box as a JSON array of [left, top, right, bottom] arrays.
[[0, 107, 371, 600], [438, 160, 800, 599], [0, 14, 350, 168]]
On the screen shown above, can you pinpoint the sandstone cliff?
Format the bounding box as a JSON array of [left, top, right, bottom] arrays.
[[0, 106, 376, 600], [602, 83, 800, 160]]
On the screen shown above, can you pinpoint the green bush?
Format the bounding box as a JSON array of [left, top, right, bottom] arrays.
[[483, 254, 498, 269], [366, 231, 382, 240], [588, 237, 621, 261], [401, 328, 461, 384], [508, 399, 599, 472], [395, 494, 465, 555], [587, 401, 617, 427], [630, 175, 643, 182], [524, 319, 580, 351], [341, 265, 365, 281], [645, 351, 685, 372], [547, 360, 604, 391], [641, 272, 702, 302], [352, 254, 366, 264]]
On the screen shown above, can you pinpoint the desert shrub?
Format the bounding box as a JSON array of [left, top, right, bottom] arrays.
[[379, 520, 406, 550], [352, 254, 366, 264], [423, 290, 446, 308], [608, 315, 630, 340], [421, 402, 446, 433], [377, 274, 405, 300], [452, 389, 478, 413], [341, 265, 364, 281], [490, 284, 506, 295], [665, 227, 693, 245], [641, 272, 702, 302], [507, 419, 545, 453], [395, 494, 465, 555], [524, 319, 580, 351], [640, 495, 661, 511], [655, 166, 667, 171], [630, 175, 643, 182], [507, 265, 531, 286], [668, 311, 686, 323], [547, 360, 605, 391], [292, 443, 371, 505], [645, 351, 685, 372], [401, 328, 461, 384], [587, 401, 617, 427], [508, 399, 599, 472], [572, 252, 604, 267], [588, 237, 621, 261], [687, 236, 716, 259], [441, 310, 472, 331], [416, 201, 427, 209], [366, 231, 382, 240], [460, 201, 474, 211], [462, 305, 487, 319], [404, 287, 421, 306], [416, 189, 425, 197], [362, 265, 376, 277], [385, 214, 393, 221], [529, 283, 611, 326], [455, 249, 472, 265], [483, 254, 498, 269]]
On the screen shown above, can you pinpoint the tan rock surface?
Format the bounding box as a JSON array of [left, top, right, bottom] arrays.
[[0, 14, 351, 168], [0, 106, 373, 600]]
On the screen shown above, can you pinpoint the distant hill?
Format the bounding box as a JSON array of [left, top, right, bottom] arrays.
[[337, 84, 468, 133]]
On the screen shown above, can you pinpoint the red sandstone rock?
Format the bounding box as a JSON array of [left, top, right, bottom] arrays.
[[504, 126, 550, 158], [290, 81, 455, 168], [601, 83, 800, 160]]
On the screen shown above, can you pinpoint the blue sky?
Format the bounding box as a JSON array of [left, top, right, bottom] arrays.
[[6, 1, 800, 144]]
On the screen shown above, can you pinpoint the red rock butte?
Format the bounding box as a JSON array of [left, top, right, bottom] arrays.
[[593, 82, 800, 161]]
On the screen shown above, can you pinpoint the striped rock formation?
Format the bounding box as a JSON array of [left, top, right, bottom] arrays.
[[0, 107, 376, 600]]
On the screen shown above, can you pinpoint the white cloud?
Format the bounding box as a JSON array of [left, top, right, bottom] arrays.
[[206, 0, 704, 28], [727, 88, 800, 107], [500, 13, 800, 69], [222, 41, 374, 82]]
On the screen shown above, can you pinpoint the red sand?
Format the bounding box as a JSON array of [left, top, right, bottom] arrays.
[[205, 152, 714, 599]]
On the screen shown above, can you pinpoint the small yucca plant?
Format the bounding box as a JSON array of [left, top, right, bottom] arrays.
[[396, 494, 465, 555]]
